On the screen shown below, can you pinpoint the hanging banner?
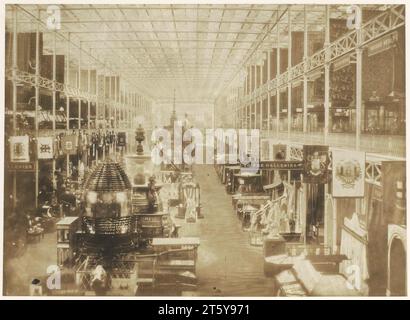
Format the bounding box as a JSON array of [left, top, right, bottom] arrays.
[[10, 135, 30, 162], [117, 132, 127, 147], [61, 135, 78, 155], [303, 145, 329, 184], [332, 150, 365, 197], [37, 137, 54, 159]]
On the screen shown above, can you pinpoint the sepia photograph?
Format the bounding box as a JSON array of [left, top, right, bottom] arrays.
[[1, 1, 407, 298]]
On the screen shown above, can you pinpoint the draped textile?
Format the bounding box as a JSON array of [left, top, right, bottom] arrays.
[[340, 213, 369, 283]]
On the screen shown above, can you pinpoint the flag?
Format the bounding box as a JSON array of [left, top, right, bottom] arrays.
[[10, 135, 30, 162], [303, 145, 329, 184], [61, 135, 78, 155], [37, 137, 54, 159], [332, 149, 365, 197]]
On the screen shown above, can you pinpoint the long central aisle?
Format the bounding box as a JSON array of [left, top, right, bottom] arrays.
[[181, 165, 275, 296]]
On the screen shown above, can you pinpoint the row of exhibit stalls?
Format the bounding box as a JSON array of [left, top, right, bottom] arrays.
[[4, 28, 153, 219], [3, 23, 155, 278], [3, 20, 196, 296], [233, 15, 405, 137], [282, 28, 404, 136], [215, 137, 406, 296], [3, 22, 203, 295], [9, 124, 203, 296]]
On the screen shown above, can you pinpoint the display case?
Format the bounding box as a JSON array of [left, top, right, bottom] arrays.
[[306, 104, 324, 132], [137, 212, 172, 244], [291, 109, 304, 132], [279, 112, 288, 132], [364, 98, 405, 135], [224, 165, 241, 194], [234, 172, 263, 195], [178, 181, 201, 222], [56, 216, 80, 267], [330, 106, 355, 133], [232, 172, 269, 219], [131, 183, 163, 214]]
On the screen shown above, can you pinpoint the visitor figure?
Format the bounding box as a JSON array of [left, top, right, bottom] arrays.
[[90, 265, 108, 296], [147, 176, 159, 213]]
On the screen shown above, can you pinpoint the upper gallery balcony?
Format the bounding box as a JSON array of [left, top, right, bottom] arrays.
[[261, 130, 405, 158]]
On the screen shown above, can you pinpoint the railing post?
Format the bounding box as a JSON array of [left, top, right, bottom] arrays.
[[34, 9, 40, 208], [287, 7, 292, 139], [109, 75, 112, 129], [114, 75, 118, 131], [259, 63, 263, 132], [66, 33, 70, 176], [95, 66, 99, 164], [253, 64, 257, 129], [303, 5, 308, 133], [324, 5, 330, 145], [276, 23, 280, 136], [12, 5, 18, 209], [247, 65, 250, 129], [52, 29, 57, 189], [87, 65, 91, 132], [267, 50, 271, 134], [78, 42, 81, 131], [355, 7, 363, 151]]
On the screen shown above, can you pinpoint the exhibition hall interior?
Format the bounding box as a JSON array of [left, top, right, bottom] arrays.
[[3, 3, 406, 297]]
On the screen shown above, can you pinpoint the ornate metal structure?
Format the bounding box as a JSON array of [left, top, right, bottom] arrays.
[[240, 5, 405, 102]]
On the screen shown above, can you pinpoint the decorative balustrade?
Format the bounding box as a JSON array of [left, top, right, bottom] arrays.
[[239, 5, 405, 105], [260, 130, 405, 158], [329, 32, 357, 61], [361, 5, 405, 45], [6, 67, 134, 109]]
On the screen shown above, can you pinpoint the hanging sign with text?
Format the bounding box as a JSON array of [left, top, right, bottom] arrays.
[[259, 160, 303, 170], [8, 162, 36, 172]]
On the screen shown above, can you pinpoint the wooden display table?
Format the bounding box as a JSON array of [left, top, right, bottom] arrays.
[[151, 237, 200, 252], [152, 237, 200, 289], [152, 237, 200, 268]]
